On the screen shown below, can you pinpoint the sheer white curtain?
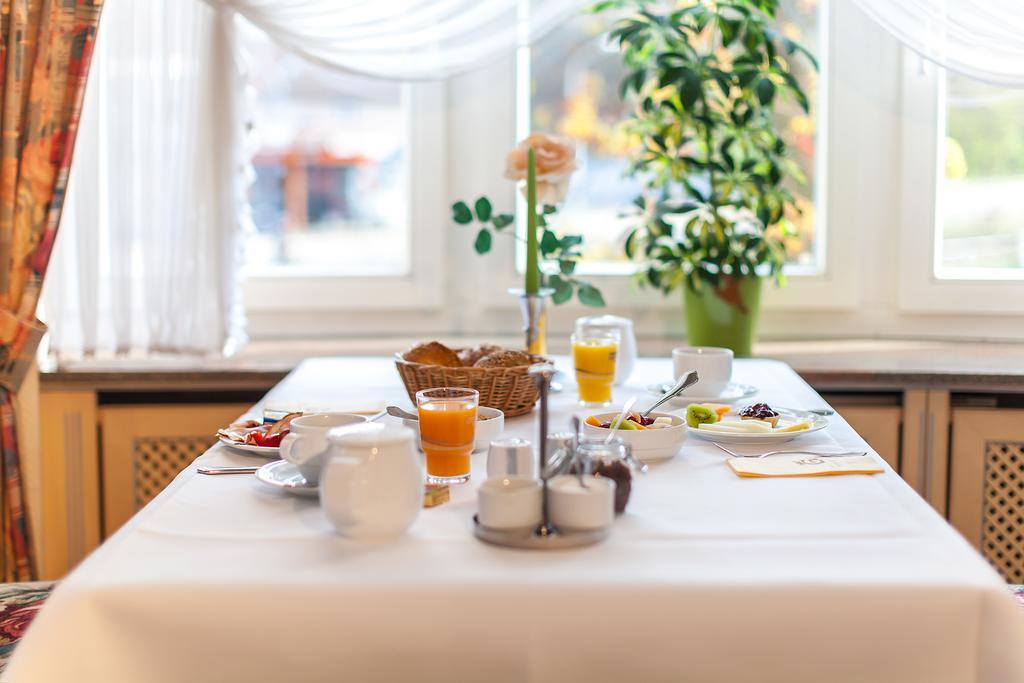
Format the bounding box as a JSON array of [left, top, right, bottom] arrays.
[[44, 0, 586, 357], [214, 0, 588, 80], [44, 0, 250, 357], [851, 0, 1024, 86]]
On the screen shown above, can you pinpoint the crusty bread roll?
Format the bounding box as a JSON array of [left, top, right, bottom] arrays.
[[403, 341, 462, 367], [457, 344, 503, 367], [474, 350, 534, 368]]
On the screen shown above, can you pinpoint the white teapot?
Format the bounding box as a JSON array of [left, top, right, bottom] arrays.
[[320, 423, 424, 540]]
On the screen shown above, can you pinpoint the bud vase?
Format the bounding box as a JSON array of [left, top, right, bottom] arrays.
[[510, 288, 554, 355]]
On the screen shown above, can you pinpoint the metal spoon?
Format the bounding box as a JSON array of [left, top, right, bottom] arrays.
[[605, 395, 637, 445], [570, 415, 587, 489], [641, 370, 699, 417], [386, 405, 418, 421]]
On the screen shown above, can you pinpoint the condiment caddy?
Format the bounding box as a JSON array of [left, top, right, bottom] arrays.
[[472, 364, 632, 550]]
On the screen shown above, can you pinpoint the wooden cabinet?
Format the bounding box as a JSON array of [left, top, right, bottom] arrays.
[[828, 405, 902, 470], [38, 391, 101, 580], [899, 389, 951, 514], [948, 408, 1024, 583], [99, 404, 249, 537], [38, 393, 252, 579]]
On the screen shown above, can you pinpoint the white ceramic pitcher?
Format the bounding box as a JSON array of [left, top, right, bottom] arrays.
[[320, 424, 424, 540], [279, 413, 367, 485]]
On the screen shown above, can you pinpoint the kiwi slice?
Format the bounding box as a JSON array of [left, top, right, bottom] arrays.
[[686, 404, 718, 428], [611, 416, 639, 430]]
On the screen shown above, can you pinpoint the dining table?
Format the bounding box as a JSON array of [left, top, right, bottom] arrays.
[[8, 356, 1024, 682]]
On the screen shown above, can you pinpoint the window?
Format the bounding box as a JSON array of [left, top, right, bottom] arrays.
[[523, 0, 823, 276], [240, 20, 410, 277], [937, 71, 1024, 280]]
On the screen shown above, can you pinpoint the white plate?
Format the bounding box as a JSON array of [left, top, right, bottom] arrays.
[[217, 436, 280, 458], [255, 460, 318, 498], [645, 382, 758, 407], [687, 408, 829, 445]]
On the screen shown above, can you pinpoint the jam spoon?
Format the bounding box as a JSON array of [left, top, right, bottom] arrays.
[[640, 370, 699, 417]]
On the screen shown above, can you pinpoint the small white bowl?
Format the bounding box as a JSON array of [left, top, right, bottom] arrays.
[[404, 406, 505, 453], [549, 475, 615, 532], [477, 477, 542, 530], [473, 407, 505, 452], [582, 411, 687, 463]]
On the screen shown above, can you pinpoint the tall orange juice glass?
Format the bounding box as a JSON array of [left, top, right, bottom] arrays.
[[416, 388, 479, 484], [572, 329, 619, 407]]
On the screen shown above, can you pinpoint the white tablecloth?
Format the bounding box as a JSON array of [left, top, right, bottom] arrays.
[[9, 358, 1023, 683]]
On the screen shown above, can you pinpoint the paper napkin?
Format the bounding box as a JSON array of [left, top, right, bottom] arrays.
[[728, 455, 884, 478]]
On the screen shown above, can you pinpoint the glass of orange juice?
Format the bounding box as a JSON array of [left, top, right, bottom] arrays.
[[416, 387, 479, 484], [571, 328, 619, 407]]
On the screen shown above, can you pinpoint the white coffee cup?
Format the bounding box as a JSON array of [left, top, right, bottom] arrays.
[[486, 438, 536, 480], [279, 412, 367, 485], [477, 478, 542, 530], [672, 346, 733, 398]]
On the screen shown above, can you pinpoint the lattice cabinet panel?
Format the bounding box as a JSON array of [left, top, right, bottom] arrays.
[[133, 437, 213, 509], [981, 442, 1024, 582], [949, 408, 1024, 584], [100, 403, 252, 537]]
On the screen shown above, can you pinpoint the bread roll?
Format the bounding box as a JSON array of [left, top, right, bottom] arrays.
[[457, 344, 503, 367], [403, 341, 462, 367], [474, 350, 534, 368]]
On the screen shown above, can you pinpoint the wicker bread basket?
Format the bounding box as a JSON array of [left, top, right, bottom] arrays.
[[395, 351, 551, 417]]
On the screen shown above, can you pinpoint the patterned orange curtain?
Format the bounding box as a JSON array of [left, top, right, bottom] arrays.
[[0, 0, 103, 580]]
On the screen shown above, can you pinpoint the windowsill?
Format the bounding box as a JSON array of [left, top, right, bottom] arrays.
[[40, 338, 1024, 393]]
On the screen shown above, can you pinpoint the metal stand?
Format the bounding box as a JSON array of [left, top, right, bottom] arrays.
[[470, 363, 608, 550]]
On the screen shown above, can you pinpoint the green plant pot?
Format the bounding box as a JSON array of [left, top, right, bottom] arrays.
[[683, 276, 763, 357]]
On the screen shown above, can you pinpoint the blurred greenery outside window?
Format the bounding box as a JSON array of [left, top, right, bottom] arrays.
[[940, 72, 1024, 279], [527, 0, 822, 276]]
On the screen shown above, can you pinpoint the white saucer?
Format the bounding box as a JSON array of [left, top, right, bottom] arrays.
[[255, 460, 318, 497], [687, 408, 829, 445], [645, 382, 758, 407], [218, 436, 280, 458]]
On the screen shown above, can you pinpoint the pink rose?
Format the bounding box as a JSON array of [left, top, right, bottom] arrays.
[[504, 133, 577, 205]]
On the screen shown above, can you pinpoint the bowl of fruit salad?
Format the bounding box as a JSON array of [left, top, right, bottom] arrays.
[[583, 411, 687, 463]]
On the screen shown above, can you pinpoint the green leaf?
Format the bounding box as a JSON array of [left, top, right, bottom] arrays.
[[452, 201, 473, 224], [559, 234, 583, 249], [542, 204, 558, 214], [540, 229, 560, 256], [491, 213, 513, 229], [559, 259, 577, 275], [755, 77, 776, 106], [678, 68, 702, 109], [549, 274, 573, 305], [473, 228, 492, 254], [474, 197, 492, 222], [624, 228, 639, 258], [646, 267, 662, 288], [577, 284, 606, 307]]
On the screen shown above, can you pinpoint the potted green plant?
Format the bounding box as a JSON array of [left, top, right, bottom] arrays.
[[593, 0, 816, 356]]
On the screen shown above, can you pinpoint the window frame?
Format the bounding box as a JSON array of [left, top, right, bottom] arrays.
[[897, 50, 1024, 315], [243, 81, 447, 329]]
